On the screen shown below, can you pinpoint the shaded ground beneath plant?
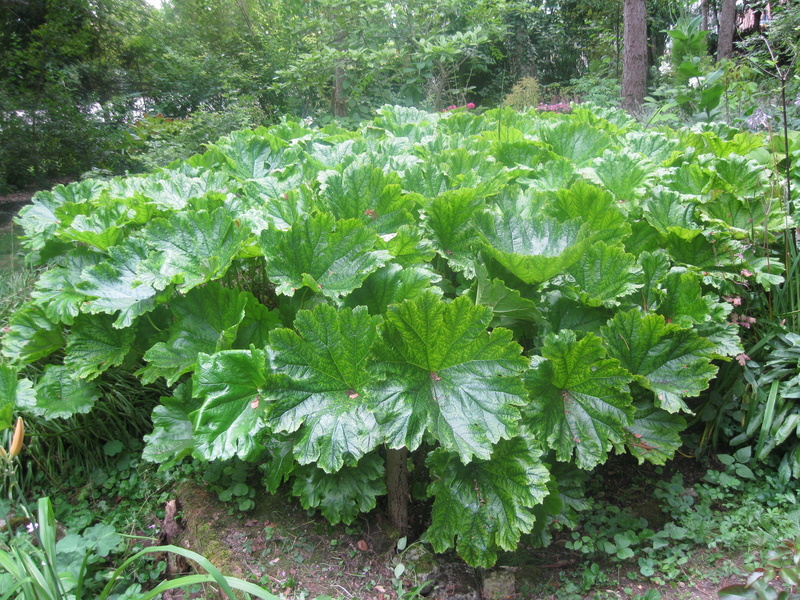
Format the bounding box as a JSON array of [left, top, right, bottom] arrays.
[[160, 454, 753, 600]]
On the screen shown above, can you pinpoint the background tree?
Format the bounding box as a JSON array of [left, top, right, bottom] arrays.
[[622, 0, 648, 111], [717, 0, 737, 60]]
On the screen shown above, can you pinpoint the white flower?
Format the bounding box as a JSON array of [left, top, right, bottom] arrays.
[[688, 77, 702, 89]]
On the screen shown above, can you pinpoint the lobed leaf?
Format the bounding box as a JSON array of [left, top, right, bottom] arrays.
[[372, 293, 528, 462], [602, 309, 718, 413], [525, 331, 635, 469], [426, 439, 550, 567]]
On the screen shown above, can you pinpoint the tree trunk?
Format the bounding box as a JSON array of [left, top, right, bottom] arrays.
[[717, 0, 736, 61], [621, 0, 648, 113], [332, 63, 348, 118], [385, 447, 409, 534], [701, 0, 709, 30]]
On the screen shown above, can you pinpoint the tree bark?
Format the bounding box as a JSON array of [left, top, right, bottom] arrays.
[[385, 447, 409, 534], [332, 63, 348, 118], [701, 0, 709, 31], [717, 0, 736, 61], [621, 0, 648, 113]]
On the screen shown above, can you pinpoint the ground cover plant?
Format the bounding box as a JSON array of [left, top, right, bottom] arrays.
[[0, 104, 794, 571]]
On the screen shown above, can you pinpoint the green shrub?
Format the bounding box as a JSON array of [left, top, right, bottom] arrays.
[[0, 105, 791, 568], [502, 76, 542, 109]]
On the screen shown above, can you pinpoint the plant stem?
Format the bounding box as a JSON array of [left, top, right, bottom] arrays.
[[385, 446, 409, 535]]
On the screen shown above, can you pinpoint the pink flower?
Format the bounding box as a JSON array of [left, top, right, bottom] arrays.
[[444, 105, 457, 111], [465, 102, 475, 109]]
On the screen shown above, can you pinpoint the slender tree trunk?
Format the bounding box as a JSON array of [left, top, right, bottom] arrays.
[[701, 0, 709, 30], [621, 0, 648, 113], [717, 0, 736, 61], [386, 447, 409, 534], [332, 63, 348, 117]]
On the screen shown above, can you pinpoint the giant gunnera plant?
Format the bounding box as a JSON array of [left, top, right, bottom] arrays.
[[0, 105, 787, 567]]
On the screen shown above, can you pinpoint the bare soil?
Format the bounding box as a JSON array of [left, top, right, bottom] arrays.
[[161, 454, 754, 600]]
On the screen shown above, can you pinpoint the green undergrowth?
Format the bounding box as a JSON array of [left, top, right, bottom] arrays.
[[514, 450, 800, 599]]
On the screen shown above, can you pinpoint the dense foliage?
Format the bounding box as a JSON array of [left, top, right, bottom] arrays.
[[1, 104, 791, 567]]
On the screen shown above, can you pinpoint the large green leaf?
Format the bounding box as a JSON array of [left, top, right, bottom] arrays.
[[643, 188, 701, 237], [142, 384, 197, 466], [525, 331, 635, 469], [344, 264, 441, 315], [426, 439, 550, 567], [1, 303, 65, 364], [191, 348, 270, 461], [422, 188, 484, 273], [23, 365, 101, 419], [65, 314, 136, 380], [471, 268, 540, 323], [31, 249, 100, 325], [259, 213, 390, 298], [213, 130, 289, 180], [565, 242, 641, 307], [583, 149, 655, 200], [55, 202, 131, 251], [699, 191, 786, 239], [602, 310, 718, 413], [540, 121, 612, 166], [625, 401, 686, 465], [317, 161, 412, 230], [79, 238, 163, 328], [550, 182, 630, 245], [265, 305, 383, 473], [137, 207, 251, 293], [0, 364, 35, 429], [138, 283, 248, 385], [291, 454, 386, 525], [477, 203, 588, 284], [658, 270, 718, 326], [375, 224, 436, 267], [371, 293, 528, 462]]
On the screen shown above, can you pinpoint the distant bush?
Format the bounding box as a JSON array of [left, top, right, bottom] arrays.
[[502, 76, 542, 110]]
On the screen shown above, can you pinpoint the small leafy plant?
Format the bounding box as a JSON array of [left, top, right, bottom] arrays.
[[719, 537, 800, 599]]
